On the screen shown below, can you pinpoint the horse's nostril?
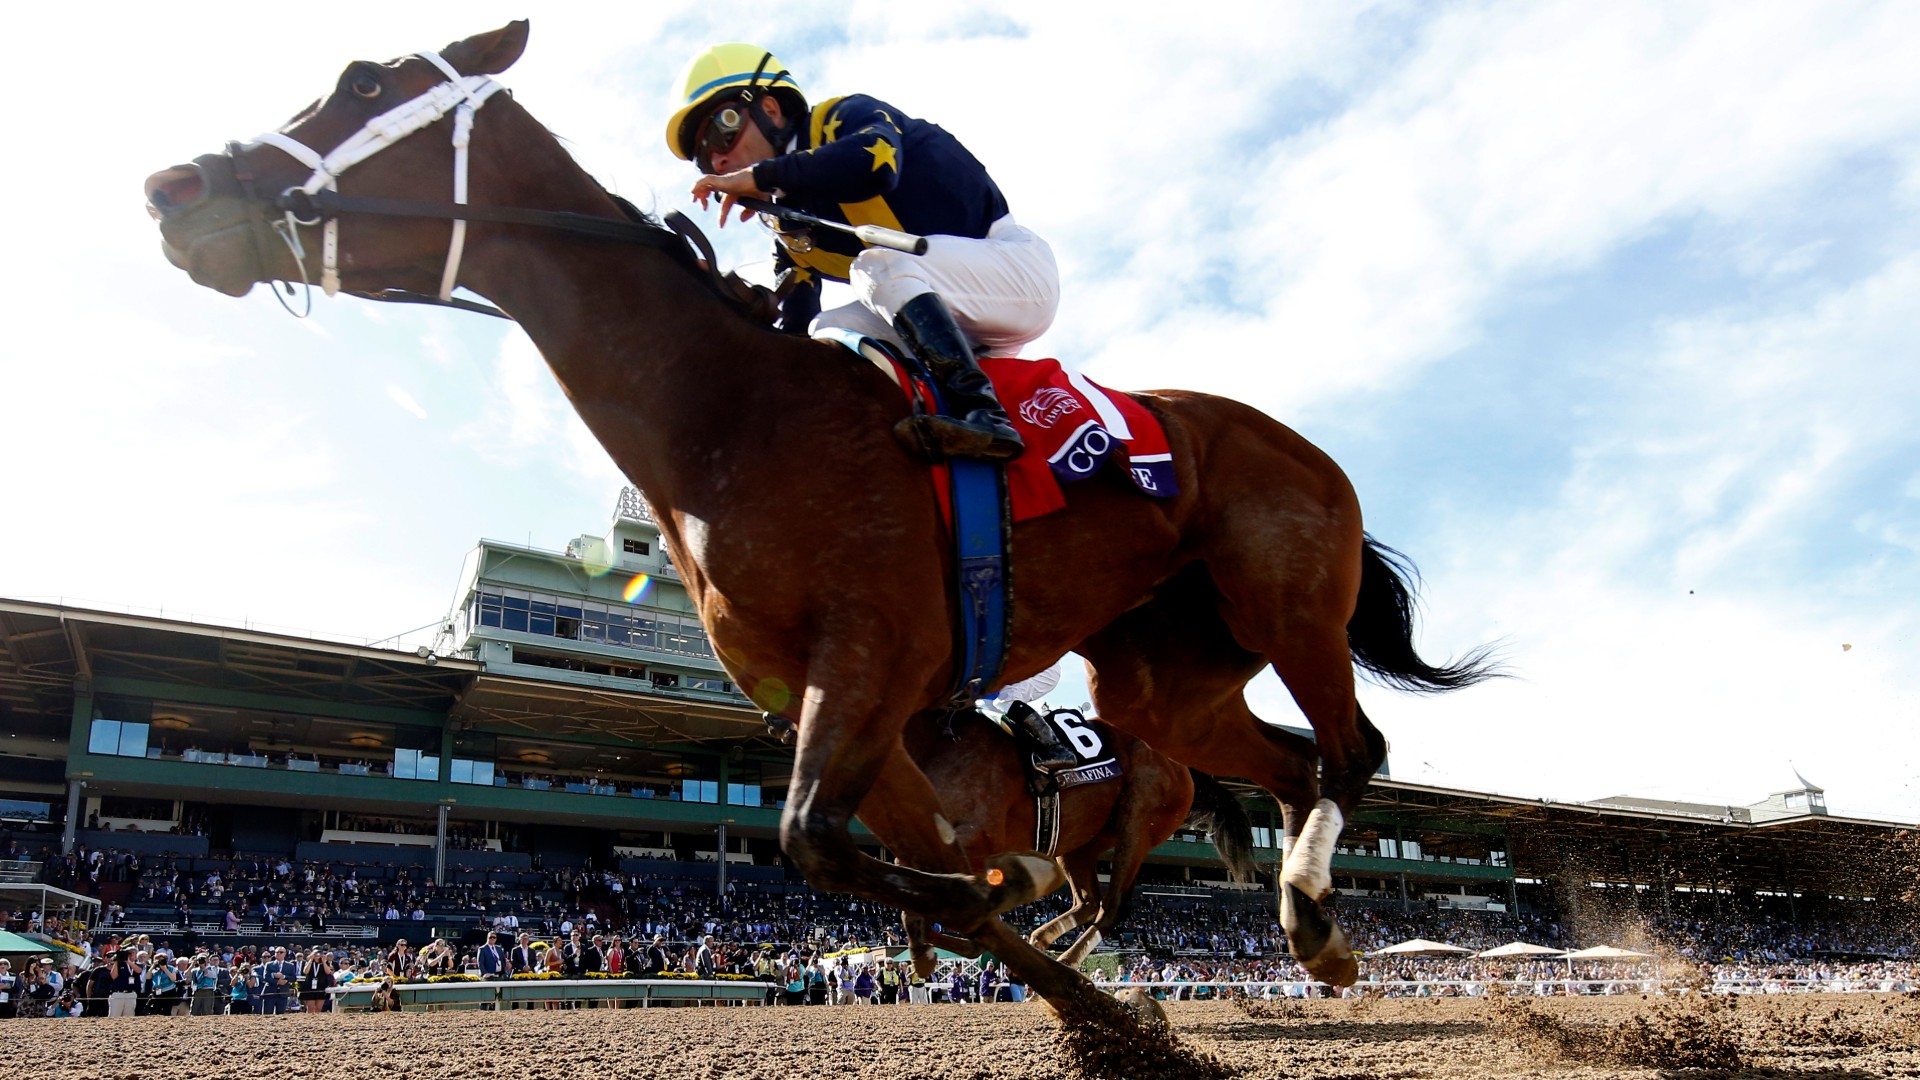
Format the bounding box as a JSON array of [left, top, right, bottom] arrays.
[[144, 165, 207, 215]]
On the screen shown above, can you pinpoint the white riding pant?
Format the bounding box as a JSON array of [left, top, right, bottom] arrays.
[[811, 215, 1059, 356]]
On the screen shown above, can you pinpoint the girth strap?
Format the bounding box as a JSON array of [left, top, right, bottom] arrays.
[[1033, 789, 1062, 858]]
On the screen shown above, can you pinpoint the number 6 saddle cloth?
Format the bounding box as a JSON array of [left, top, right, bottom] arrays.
[[1030, 708, 1121, 855]]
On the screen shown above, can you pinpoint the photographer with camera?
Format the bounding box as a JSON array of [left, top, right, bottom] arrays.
[[104, 950, 141, 1017], [189, 953, 222, 1015]]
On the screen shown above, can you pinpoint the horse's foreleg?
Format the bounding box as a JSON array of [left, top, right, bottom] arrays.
[[901, 912, 938, 981], [1029, 847, 1099, 949], [783, 689, 995, 933]]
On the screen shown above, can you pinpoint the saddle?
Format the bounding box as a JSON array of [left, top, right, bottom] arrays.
[[818, 332, 1181, 525], [1018, 708, 1123, 852]]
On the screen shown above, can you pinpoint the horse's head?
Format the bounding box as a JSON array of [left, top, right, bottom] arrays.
[[144, 22, 530, 300]]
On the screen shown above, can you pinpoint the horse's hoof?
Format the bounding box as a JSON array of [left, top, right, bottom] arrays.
[[1282, 882, 1358, 987], [1308, 946, 1359, 988], [1116, 987, 1168, 1026], [983, 854, 1066, 913]]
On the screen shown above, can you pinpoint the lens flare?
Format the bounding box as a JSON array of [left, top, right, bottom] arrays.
[[578, 537, 615, 578], [622, 574, 652, 604]]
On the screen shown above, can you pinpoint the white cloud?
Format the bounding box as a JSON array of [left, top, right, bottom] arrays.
[[1384, 257, 1920, 821], [385, 384, 430, 420], [452, 332, 628, 495], [1070, 2, 1920, 407]]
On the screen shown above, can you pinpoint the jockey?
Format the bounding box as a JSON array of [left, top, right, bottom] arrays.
[[980, 663, 1077, 774], [667, 43, 1059, 463]]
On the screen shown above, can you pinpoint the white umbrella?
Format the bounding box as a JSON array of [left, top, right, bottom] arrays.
[[1564, 945, 1655, 960], [1474, 941, 1567, 959], [1369, 938, 1473, 956]]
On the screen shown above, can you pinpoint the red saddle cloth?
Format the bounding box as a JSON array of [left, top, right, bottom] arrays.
[[882, 353, 1180, 523]]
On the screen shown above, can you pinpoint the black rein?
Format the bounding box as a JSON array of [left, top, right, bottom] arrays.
[[271, 189, 725, 321]]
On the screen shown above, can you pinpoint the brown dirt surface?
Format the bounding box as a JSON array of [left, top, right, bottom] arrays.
[[19, 993, 1920, 1080]]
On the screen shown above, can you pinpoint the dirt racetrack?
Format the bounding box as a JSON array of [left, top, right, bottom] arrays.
[[22, 993, 1920, 1079]]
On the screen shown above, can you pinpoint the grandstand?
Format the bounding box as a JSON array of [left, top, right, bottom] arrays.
[[1, 489, 1911, 955]]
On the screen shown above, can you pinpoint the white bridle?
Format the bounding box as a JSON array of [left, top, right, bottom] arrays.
[[247, 51, 504, 299]]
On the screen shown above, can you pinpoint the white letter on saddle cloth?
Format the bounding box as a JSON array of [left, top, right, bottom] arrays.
[[1282, 799, 1343, 900]]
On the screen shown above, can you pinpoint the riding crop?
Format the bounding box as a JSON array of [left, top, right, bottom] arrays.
[[734, 197, 929, 255]]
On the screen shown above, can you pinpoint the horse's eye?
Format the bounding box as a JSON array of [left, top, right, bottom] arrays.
[[350, 72, 382, 100]]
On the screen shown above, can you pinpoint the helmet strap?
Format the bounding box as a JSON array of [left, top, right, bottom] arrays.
[[747, 97, 795, 150], [740, 51, 800, 150]]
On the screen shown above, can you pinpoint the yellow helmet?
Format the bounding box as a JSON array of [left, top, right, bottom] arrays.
[[665, 43, 804, 161]]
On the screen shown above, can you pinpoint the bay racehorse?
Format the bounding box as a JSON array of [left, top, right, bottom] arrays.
[[897, 709, 1259, 974], [143, 21, 1497, 1012]]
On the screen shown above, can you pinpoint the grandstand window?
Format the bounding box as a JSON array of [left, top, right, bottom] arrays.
[[87, 718, 120, 754], [684, 779, 719, 803], [392, 748, 442, 781], [0, 799, 53, 823], [623, 538, 649, 555], [87, 719, 149, 758], [97, 795, 175, 823], [475, 591, 504, 628], [556, 602, 582, 639], [687, 675, 728, 693], [449, 757, 494, 785]]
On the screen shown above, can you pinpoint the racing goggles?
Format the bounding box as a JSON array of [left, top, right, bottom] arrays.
[[695, 101, 752, 173]]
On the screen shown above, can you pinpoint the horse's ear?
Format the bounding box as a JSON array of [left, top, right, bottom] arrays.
[[441, 20, 530, 76]]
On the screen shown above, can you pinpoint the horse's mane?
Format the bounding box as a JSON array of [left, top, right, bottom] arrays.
[[595, 182, 768, 326]]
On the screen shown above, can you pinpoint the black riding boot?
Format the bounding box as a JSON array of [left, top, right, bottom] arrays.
[[891, 293, 1024, 462], [1004, 700, 1077, 773]]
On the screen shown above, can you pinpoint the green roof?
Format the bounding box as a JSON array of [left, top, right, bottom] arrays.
[[0, 931, 60, 954]]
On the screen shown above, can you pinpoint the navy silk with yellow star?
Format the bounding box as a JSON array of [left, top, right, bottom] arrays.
[[749, 94, 1011, 333]]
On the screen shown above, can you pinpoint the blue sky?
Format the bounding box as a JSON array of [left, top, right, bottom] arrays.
[[4, 2, 1916, 822]]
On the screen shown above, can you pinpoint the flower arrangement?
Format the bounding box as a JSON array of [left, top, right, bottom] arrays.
[[510, 972, 565, 981]]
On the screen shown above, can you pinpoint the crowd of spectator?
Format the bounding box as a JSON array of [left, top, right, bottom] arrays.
[[3, 838, 1913, 1018]]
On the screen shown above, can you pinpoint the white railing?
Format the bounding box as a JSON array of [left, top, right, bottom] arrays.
[[113, 920, 380, 939], [1095, 977, 1917, 998]]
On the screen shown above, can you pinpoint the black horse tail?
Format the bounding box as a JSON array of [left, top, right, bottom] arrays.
[[1348, 534, 1505, 694], [1186, 771, 1260, 884]]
